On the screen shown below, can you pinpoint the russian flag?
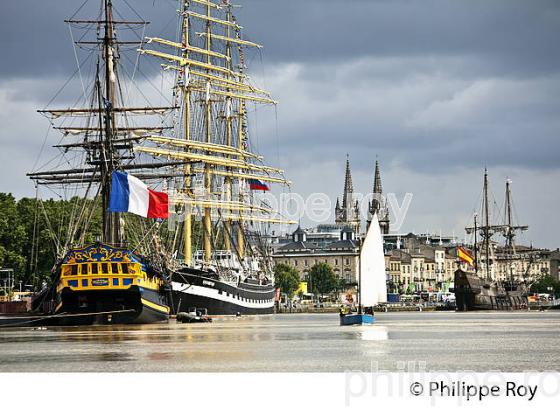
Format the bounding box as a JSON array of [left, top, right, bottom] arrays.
[[247, 178, 269, 191], [109, 171, 169, 219]]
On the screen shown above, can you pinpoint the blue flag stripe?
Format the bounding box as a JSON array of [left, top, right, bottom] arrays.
[[108, 171, 130, 212]]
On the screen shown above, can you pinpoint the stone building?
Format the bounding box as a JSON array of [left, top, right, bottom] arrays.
[[384, 235, 464, 293], [272, 226, 360, 286], [473, 245, 560, 282]]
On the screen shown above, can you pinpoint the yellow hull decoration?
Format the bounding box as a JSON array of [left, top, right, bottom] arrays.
[[141, 298, 170, 314]]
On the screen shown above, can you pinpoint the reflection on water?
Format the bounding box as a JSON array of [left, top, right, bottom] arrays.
[[0, 312, 560, 372], [358, 326, 389, 341]]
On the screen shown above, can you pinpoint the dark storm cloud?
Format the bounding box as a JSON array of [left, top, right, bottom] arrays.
[[1, 0, 560, 246], [2, 0, 560, 78]]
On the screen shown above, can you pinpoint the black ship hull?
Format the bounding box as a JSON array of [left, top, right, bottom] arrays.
[[171, 269, 276, 316], [55, 286, 169, 325], [454, 270, 527, 311]]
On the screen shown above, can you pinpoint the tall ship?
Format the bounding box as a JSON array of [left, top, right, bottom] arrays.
[[454, 170, 528, 311], [28, 0, 292, 320], [28, 0, 176, 324], [135, 0, 294, 315]]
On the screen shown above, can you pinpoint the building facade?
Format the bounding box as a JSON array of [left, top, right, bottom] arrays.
[[273, 227, 360, 286]]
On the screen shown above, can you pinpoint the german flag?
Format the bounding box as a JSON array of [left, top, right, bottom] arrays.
[[457, 247, 474, 265]]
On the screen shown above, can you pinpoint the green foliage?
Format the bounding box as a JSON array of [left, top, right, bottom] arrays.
[[530, 274, 560, 295], [0, 193, 103, 289], [0, 192, 222, 289], [274, 263, 301, 299], [309, 262, 337, 297], [335, 277, 346, 291]]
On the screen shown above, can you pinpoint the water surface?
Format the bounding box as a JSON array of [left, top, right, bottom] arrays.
[[0, 311, 558, 372]]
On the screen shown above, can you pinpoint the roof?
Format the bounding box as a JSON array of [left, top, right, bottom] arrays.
[[324, 239, 359, 251], [292, 226, 306, 235], [387, 249, 412, 263], [276, 241, 318, 253]]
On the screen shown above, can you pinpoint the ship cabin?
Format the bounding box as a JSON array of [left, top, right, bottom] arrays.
[[57, 244, 163, 294]]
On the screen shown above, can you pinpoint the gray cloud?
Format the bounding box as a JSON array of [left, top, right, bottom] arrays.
[[1, 0, 559, 248]]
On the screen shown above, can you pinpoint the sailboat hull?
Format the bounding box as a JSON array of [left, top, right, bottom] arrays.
[[340, 314, 375, 326], [171, 270, 275, 316]]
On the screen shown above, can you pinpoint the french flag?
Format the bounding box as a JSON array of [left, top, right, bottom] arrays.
[[248, 178, 269, 191], [109, 171, 169, 219]]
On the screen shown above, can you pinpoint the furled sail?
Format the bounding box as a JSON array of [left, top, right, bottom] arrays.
[[360, 213, 387, 306]]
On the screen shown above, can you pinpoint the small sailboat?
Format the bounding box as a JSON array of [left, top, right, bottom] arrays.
[[340, 213, 387, 326]]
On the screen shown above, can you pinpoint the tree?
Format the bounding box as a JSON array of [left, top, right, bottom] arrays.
[[309, 262, 337, 298], [274, 263, 301, 299], [530, 274, 560, 295], [333, 276, 346, 299]]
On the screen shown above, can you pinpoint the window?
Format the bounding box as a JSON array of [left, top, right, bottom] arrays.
[[335, 259, 339, 266], [71, 265, 78, 276], [91, 264, 98, 275], [304, 260, 308, 267], [121, 263, 128, 274], [101, 263, 109, 274], [295, 260, 298, 267], [111, 263, 119, 274], [345, 258, 350, 266]]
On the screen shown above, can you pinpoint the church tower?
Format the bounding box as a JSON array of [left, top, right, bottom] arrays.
[[335, 156, 361, 234], [368, 160, 390, 234]]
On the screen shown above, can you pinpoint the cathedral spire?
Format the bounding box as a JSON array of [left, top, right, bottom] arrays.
[[342, 154, 354, 209], [335, 155, 361, 235], [373, 160, 383, 195], [368, 159, 390, 234]]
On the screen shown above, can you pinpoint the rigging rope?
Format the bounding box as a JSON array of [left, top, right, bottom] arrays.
[[68, 24, 88, 100]]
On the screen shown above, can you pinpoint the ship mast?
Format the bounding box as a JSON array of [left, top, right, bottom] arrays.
[[136, 0, 295, 270], [482, 169, 491, 280], [101, 0, 120, 244], [203, 1, 213, 264], [235, 13, 247, 262], [466, 171, 529, 282], [466, 169, 497, 281], [181, 1, 193, 266], [29, 0, 180, 251], [473, 213, 478, 274], [503, 179, 529, 282]]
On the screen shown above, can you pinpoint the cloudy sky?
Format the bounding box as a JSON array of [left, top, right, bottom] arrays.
[[1, 0, 559, 247]]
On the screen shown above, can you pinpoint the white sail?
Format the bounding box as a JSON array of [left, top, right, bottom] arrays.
[[360, 213, 387, 306]]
